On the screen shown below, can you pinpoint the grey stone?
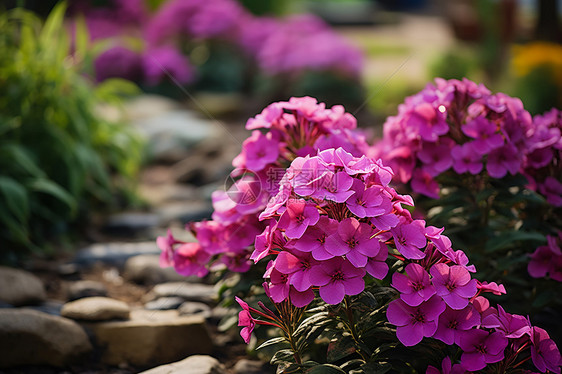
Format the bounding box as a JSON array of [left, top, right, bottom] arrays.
[[124, 254, 186, 285], [123, 95, 180, 122], [138, 355, 226, 374], [149, 282, 216, 304], [24, 300, 64, 316], [155, 201, 213, 225], [233, 359, 273, 374], [0, 266, 46, 306], [89, 310, 213, 367], [68, 280, 108, 300], [145, 297, 185, 311], [73, 242, 161, 268], [131, 110, 220, 162], [178, 302, 212, 318], [0, 309, 92, 367], [103, 212, 161, 235], [62, 297, 130, 321]]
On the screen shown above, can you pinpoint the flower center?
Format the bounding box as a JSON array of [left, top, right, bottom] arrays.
[[445, 281, 457, 291], [332, 270, 345, 281], [346, 238, 359, 249], [296, 214, 305, 224], [475, 344, 487, 354], [411, 310, 426, 323], [412, 281, 425, 292], [447, 320, 458, 329]]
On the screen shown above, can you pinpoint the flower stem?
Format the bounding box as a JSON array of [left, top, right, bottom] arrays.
[[344, 296, 369, 361]]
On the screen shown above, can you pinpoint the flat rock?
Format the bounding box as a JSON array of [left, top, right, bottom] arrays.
[[89, 309, 213, 367], [178, 302, 212, 318], [124, 254, 186, 285], [24, 300, 64, 316], [73, 242, 160, 268], [132, 110, 220, 162], [149, 282, 216, 304], [155, 201, 213, 225], [67, 280, 108, 300], [138, 355, 226, 374], [0, 309, 92, 367], [103, 212, 161, 236], [0, 266, 46, 306], [145, 297, 185, 311], [233, 359, 274, 374], [62, 297, 130, 321]]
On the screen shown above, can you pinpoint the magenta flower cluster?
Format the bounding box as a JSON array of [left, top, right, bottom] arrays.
[[373, 78, 537, 198], [528, 232, 562, 282], [523, 108, 562, 207], [157, 97, 370, 278], [69, 0, 362, 85]]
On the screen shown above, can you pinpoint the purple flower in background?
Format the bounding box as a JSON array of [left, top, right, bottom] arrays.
[[433, 305, 480, 345], [462, 117, 504, 155], [386, 296, 446, 346], [310, 258, 366, 304], [451, 144, 483, 174], [392, 263, 435, 306], [530, 326, 562, 374], [94, 46, 142, 82], [411, 169, 440, 199], [528, 244, 557, 279], [142, 46, 195, 85], [278, 200, 320, 239], [476, 281, 506, 295], [486, 144, 520, 178], [538, 177, 562, 207], [430, 263, 477, 309], [459, 329, 508, 371], [392, 220, 427, 259], [426, 357, 469, 374], [156, 229, 182, 267], [172, 242, 211, 277], [407, 102, 449, 142], [418, 142, 453, 176]]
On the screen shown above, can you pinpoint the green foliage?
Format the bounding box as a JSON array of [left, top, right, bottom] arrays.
[[0, 4, 143, 261]]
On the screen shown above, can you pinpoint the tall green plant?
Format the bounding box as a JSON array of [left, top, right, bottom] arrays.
[[0, 3, 143, 261]]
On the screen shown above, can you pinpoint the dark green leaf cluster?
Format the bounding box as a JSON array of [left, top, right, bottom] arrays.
[[0, 4, 144, 261]]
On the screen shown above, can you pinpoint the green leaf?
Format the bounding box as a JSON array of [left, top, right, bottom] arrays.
[[0, 176, 29, 223], [306, 364, 346, 374], [358, 361, 392, 374], [327, 335, 357, 363], [40, 2, 67, 47], [27, 178, 77, 214], [256, 337, 289, 351], [271, 349, 295, 365], [485, 231, 546, 253], [0, 144, 45, 177]]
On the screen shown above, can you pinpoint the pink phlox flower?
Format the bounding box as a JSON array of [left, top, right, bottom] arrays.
[[278, 199, 320, 239], [237, 309, 255, 343], [425, 226, 452, 254], [530, 326, 562, 374], [193, 220, 226, 255], [333, 148, 376, 175], [211, 190, 240, 224], [325, 217, 378, 267], [451, 144, 483, 174], [477, 281, 506, 295], [264, 262, 290, 303], [156, 229, 182, 267], [229, 176, 268, 215], [392, 220, 428, 260], [430, 263, 477, 310], [486, 143, 520, 178], [346, 179, 386, 218], [289, 287, 315, 308], [242, 130, 280, 172], [471, 296, 500, 329], [142, 45, 194, 86], [172, 242, 210, 277], [434, 305, 480, 345], [391, 263, 436, 306], [407, 102, 449, 142], [418, 141, 453, 177], [549, 255, 562, 282], [246, 102, 284, 130], [386, 295, 446, 346], [219, 251, 252, 273], [496, 305, 531, 339], [365, 241, 389, 279], [458, 329, 508, 371], [288, 216, 338, 261], [252, 220, 283, 263], [445, 249, 477, 273], [292, 156, 330, 197], [309, 257, 366, 304], [462, 117, 504, 155], [411, 169, 440, 199], [274, 249, 318, 292], [528, 244, 558, 279], [310, 170, 355, 203], [224, 220, 262, 252], [426, 356, 469, 374], [538, 177, 562, 207]]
